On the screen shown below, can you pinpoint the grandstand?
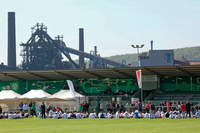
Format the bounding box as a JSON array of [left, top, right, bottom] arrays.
[[0, 65, 200, 106]]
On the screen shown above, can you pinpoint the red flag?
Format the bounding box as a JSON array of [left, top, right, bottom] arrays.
[[136, 70, 142, 89], [167, 101, 170, 112]]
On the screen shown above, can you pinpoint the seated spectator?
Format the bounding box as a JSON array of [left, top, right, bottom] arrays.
[[134, 110, 140, 118], [155, 110, 161, 118], [48, 109, 54, 118], [98, 112, 105, 118], [115, 111, 120, 118], [76, 112, 81, 119], [89, 112, 96, 118], [124, 111, 130, 118], [120, 112, 125, 118], [161, 111, 166, 118], [63, 113, 67, 119], [106, 112, 113, 119], [144, 112, 150, 118]]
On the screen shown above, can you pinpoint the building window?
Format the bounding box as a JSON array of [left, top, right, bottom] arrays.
[[166, 53, 171, 63]]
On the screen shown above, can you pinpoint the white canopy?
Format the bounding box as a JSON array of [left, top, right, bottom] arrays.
[[20, 89, 51, 99], [50, 90, 84, 100], [0, 90, 21, 100]]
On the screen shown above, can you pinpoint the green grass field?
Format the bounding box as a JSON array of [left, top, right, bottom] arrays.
[[0, 118, 200, 133]]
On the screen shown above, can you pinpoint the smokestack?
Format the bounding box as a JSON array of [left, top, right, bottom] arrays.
[[94, 46, 97, 56], [8, 12, 16, 68], [79, 28, 84, 68], [150, 40, 153, 51]]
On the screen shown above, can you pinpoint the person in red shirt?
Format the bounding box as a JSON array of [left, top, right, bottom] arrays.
[[145, 103, 150, 113], [180, 102, 186, 118]]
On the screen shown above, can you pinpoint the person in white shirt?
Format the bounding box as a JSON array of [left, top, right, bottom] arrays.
[[76, 112, 81, 119], [115, 111, 120, 118], [169, 111, 174, 119], [24, 112, 29, 118], [124, 111, 130, 118], [8, 113, 13, 119], [100, 102, 104, 112], [53, 112, 59, 119], [23, 104, 28, 112], [63, 113, 68, 119], [106, 112, 113, 119], [161, 111, 166, 118], [130, 111, 135, 118], [195, 110, 200, 118], [89, 112, 96, 118], [80, 113, 87, 118], [144, 113, 150, 118], [13, 112, 17, 119], [155, 110, 161, 118], [67, 112, 72, 119], [49, 110, 54, 118]]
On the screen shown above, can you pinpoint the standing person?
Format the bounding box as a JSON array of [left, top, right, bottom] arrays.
[[78, 104, 83, 112], [138, 101, 142, 113], [19, 102, 23, 112], [85, 102, 89, 113], [106, 101, 111, 112], [23, 103, 28, 113], [82, 102, 86, 112], [0, 105, 2, 114], [186, 102, 191, 118], [112, 102, 116, 112], [180, 102, 186, 118], [32, 102, 36, 116], [150, 102, 155, 118], [40, 102, 46, 119], [28, 102, 32, 116], [145, 102, 150, 113], [99, 101, 104, 112]]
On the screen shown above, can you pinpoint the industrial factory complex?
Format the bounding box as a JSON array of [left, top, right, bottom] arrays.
[[2, 12, 128, 71], [0, 12, 200, 114]]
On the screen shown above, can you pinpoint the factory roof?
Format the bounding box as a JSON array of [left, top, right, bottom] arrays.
[[0, 65, 199, 81]]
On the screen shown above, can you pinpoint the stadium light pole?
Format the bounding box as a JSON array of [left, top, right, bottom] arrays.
[[131, 44, 144, 66], [131, 44, 144, 102]]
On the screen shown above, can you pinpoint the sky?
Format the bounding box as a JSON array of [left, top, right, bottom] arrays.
[[0, 0, 200, 65]]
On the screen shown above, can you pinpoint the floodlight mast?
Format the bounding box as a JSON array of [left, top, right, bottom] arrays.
[[131, 44, 144, 66], [131, 44, 144, 102]]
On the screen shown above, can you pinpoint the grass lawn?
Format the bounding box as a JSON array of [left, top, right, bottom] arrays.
[[0, 118, 200, 133]]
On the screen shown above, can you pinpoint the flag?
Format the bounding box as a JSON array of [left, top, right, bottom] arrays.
[[136, 70, 142, 89], [67, 80, 75, 97], [167, 100, 170, 112]]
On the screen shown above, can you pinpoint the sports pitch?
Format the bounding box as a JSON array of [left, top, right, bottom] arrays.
[[0, 118, 200, 133]]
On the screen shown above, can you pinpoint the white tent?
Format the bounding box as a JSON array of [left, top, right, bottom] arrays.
[[49, 90, 84, 100], [0, 90, 21, 100], [20, 89, 51, 99]]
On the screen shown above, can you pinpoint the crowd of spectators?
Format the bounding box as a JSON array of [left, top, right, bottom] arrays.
[[0, 100, 200, 119]]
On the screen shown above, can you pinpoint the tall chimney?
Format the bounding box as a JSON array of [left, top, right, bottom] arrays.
[[150, 40, 153, 51], [94, 46, 97, 56], [8, 12, 16, 68], [79, 28, 84, 68]]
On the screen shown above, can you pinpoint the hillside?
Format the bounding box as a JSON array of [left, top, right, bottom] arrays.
[[106, 46, 200, 65]]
